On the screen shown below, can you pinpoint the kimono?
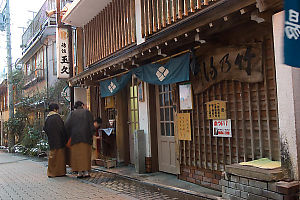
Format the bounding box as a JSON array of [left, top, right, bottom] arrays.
[[65, 108, 94, 172], [43, 111, 68, 177]]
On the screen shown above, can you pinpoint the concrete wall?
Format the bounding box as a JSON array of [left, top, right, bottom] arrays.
[[273, 11, 300, 180], [23, 80, 47, 97]]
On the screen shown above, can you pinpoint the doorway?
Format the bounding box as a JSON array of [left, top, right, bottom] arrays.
[[128, 77, 139, 165], [156, 85, 177, 174]]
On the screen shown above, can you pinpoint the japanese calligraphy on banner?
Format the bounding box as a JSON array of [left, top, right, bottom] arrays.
[[284, 0, 300, 68], [206, 100, 227, 120], [56, 28, 70, 79], [213, 119, 232, 138], [177, 113, 191, 141], [191, 45, 263, 94]]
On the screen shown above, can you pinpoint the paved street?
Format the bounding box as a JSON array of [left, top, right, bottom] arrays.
[[0, 152, 208, 200], [0, 152, 135, 200]]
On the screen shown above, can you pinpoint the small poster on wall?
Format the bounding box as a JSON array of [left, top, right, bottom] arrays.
[[206, 100, 227, 119], [177, 113, 191, 141], [213, 119, 232, 137], [138, 81, 144, 102], [179, 84, 193, 110]]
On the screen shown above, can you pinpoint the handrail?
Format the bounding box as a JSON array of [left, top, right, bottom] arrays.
[[21, 0, 70, 49]]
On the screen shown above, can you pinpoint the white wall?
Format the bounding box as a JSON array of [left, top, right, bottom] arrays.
[[138, 82, 151, 157], [135, 0, 145, 45], [74, 87, 87, 106], [273, 11, 300, 180]]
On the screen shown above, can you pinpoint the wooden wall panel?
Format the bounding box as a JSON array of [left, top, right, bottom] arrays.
[[141, 0, 218, 36], [84, 0, 136, 66], [179, 35, 279, 172]]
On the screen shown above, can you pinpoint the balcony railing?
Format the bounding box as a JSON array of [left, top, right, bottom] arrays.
[[21, 0, 71, 50], [141, 0, 219, 37], [84, 0, 136, 66], [23, 69, 45, 89]]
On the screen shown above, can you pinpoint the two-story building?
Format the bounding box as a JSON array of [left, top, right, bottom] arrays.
[[62, 0, 300, 198], [18, 0, 72, 124]]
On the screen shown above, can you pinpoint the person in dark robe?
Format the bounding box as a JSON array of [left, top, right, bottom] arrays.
[[65, 101, 94, 178], [43, 103, 68, 178]]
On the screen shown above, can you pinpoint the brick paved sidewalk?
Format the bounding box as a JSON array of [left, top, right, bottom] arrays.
[[0, 152, 136, 200]]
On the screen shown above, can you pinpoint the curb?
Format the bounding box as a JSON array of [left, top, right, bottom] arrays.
[[92, 167, 223, 200]]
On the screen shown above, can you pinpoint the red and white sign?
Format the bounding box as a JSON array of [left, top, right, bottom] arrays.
[[213, 119, 232, 137]]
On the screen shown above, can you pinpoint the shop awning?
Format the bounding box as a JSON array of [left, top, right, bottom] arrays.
[[100, 53, 190, 97]]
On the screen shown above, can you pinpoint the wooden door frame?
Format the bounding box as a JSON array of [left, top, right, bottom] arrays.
[[155, 86, 163, 172], [155, 85, 180, 174], [128, 77, 140, 165], [149, 84, 159, 172], [115, 87, 130, 165]]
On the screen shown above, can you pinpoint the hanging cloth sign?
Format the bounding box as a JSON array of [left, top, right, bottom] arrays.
[[99, 53, 190, 97], [284, 0, 300, 68], [133, 53, 190, 85], [100, 71, 133, 97]]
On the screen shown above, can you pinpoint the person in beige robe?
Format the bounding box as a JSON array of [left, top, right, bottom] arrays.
[[43, 103, 68, 178], [65, 101, 94, 178]]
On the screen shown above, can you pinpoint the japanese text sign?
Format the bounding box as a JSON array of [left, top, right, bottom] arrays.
[[213, 119, 232, 138], [206, 100, 227, 120], [177, 113, 191, 141], [191, 45, 263, 94], [56, 28, 70, 79], [284, 0, 300, 68]]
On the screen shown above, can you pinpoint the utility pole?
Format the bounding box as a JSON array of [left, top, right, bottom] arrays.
[[5, 0, 14, 150]]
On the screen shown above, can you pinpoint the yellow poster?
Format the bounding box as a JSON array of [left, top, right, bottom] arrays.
[[206, 100, 227, 119], [177, 113, 191, 141]]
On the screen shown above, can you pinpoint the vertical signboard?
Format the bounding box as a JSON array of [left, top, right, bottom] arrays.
[[57, 27, 70, 79], [284, 0, 300, 68]]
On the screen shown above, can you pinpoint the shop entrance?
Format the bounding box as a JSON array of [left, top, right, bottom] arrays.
[[156, 85, 177, 174], [128, 78, 139, 165]]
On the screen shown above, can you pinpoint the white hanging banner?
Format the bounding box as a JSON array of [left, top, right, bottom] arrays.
[[56, 27, 70, 79]]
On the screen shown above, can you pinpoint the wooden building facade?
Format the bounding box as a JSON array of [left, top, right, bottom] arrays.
[[63, 0, 287, 191]]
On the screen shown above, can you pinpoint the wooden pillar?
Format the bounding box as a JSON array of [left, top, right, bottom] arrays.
[[149, 84, 158, 172], [115, 88, 130, 164], [76, 27, 84, 74], [273, 12, 300, 180]]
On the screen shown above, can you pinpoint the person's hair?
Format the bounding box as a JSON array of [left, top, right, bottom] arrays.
[[94, 117, 102, 124], [49, 103, 59, 111], [74, 101, 84, 109]]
